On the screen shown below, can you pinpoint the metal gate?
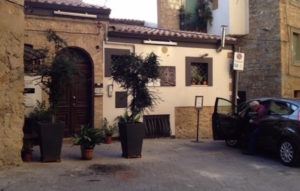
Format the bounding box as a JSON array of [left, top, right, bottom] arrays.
[[143, 115, 171, 138]]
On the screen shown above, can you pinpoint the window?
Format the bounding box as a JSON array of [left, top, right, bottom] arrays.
[[115, 91, 127, 108], [269, 101, 292, 115], [24, 44, 47, 74], [185, 57, 213, 86], [159, 66, 176, 86], [293, 32, 300, 65], [294, 90, 300, 98], [212, 0, 218, 10], [105, 48, 130, 77]]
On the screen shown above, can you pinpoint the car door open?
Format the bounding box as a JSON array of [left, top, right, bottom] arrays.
[[212, 97, 239, 140]]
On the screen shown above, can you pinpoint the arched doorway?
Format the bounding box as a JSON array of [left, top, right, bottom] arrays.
[[55, 47, 93, 137]]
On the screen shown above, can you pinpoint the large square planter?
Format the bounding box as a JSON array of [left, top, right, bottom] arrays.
[[119, 122, 145, 158], [38, 122, 64, 162]]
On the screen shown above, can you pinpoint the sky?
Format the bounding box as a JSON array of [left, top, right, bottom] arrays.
[[83, 0, 157, 26]]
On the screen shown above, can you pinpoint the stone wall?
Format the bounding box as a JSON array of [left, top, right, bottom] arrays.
[[157, 0, 183, 30], [238, 0, 282, 99], [175, 106, 214, 139], [25, 16, 107, 128], [280, 0, 300, 98], [0, 0, 24, 167]]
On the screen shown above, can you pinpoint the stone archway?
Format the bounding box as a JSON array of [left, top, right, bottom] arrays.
[[55, 47, 93, 137]]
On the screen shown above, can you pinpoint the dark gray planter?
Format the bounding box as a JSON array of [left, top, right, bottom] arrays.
[[38, 122, 64, 162], [119, 122, 145, 158]]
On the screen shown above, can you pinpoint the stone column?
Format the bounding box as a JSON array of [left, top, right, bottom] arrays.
[[157, 0, 184, 30], [0, 0, 24, 167]]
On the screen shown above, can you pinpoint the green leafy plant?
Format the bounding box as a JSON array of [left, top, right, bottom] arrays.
[[111, 53, 160, 122], [35, 30, 80, 123], [103, 118, 117, 136], [40, 54, 80, 111], [180, 0, 213, 32], [115, 111, 141, 125], [72, 124, 105, 149], [29, 100, 52, 123], [192, 74, 203, 84]]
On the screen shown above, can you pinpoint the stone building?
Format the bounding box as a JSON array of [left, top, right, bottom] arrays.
[[0, 0, 24, 167], [104, 21, 236, 139], [238, 0, 300, 100], [157, 0, 183, 30], [24, 0, 110, 136]]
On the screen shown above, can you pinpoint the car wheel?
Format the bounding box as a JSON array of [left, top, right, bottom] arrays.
[[225, 139, 239, 147], [279, 140, 298, 166]]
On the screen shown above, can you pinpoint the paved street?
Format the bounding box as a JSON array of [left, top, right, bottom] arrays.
[[1, 139, 300, 191]]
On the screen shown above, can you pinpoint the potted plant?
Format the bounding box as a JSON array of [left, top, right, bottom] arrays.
[[30, 30, 80, 162], [22, 101, 51, 162], [103, 118, 117, 144], [72, 124, 105, 160], [21, 139, 34, 162], [111, 52, 160, 158], [192, 74, 203, 85]]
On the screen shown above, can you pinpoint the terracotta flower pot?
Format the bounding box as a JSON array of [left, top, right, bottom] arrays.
[[81, 148, 94, 160], [22, 152, 33, 162], [106, 136, 112, 144]]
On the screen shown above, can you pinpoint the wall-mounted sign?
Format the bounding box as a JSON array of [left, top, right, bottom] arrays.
[[195, 96, 204, 109], [233, 52, 245, 71], [94, 83, 103, 96]]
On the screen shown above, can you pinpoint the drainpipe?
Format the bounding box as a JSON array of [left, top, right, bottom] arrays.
[[232, 44, 238, 113]]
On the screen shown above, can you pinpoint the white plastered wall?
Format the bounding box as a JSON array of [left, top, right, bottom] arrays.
[[208, 0, 249, 36], [103, 42, 233, 136], [24, 75, 42, 116]]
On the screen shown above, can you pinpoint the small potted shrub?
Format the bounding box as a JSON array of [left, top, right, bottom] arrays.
[[103, 118, 117, 144], [111, 52, 160, 158], [73, 124, 105, 160]]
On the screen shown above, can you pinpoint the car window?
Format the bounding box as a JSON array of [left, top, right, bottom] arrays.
[[217, 99, 232, 115], [269, 101, 291, 115], [239, 100, 270, 118], [291, 104, 298, 112]]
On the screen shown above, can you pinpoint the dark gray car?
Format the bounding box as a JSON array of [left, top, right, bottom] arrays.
[[212, 97, 300, 166]]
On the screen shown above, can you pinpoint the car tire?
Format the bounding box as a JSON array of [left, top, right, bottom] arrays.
[[279, 139, 299, 166], [225, 139, 239, 147]]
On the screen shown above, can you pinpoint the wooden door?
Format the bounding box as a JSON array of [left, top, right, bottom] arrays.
[[55, 50, 92, 137]]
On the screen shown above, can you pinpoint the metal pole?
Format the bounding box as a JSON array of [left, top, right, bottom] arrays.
[[196, 109, 200, 142]]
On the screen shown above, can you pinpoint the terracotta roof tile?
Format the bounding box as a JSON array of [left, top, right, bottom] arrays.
[[25, 0, 109, 10], [109, 18, 145, 26], [109, 23, 237, 44]]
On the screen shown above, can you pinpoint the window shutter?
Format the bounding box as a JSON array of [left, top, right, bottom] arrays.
[[186, 60, 191, 86], [208, 59, 213, 86]]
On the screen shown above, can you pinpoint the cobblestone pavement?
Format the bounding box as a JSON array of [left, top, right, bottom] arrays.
[[1, 139, 300, 191]]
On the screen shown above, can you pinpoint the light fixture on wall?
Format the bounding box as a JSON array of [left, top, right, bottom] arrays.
[[107, 84, 113, 97], [53, 10, 97, 19], [143, 40, 178, 46], [199, 53, 209, 58]]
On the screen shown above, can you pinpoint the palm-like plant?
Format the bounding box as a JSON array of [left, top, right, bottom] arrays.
[[73, 124, 105, 149]]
